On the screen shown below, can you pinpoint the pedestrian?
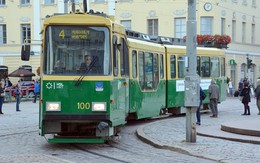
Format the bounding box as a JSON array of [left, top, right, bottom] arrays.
[[254, 79, 260, 115], [33, 80, 40, 103], [196, 87, 205, 125], [228, 79, 233, 96], [208, 79, 219, 118], [4, 77, 12, 88], [14, 83, 22, 112], [238, 79, 244, 95], [240, 82, 251, 115], [0, 83, 4, 114]]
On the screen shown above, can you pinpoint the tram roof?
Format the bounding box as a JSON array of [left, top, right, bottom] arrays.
[[43, 13, 113, 26]]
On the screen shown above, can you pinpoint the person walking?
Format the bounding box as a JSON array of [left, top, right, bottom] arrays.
[[238, 79, 244, 96], [208, 79, 220, 118], [33, 80, 40, 103], [228, 79, 233, 96], [240, 82, 251, 115], [0, 83, 4, 114], [196, 87, 205, 125], [254, 79, 260, 115], [14, 83, 22, 112]]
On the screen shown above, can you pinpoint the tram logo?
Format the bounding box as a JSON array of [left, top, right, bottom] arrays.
[[46, 82, 64, 89]]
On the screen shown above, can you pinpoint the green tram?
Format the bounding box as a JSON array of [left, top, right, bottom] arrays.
[[21, 12, 226, 143]]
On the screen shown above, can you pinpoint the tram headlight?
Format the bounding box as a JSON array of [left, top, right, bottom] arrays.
[[46, 102, 61, 111], [92, 102, 106, 112]]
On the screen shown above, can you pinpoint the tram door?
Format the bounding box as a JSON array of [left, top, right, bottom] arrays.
[[112, 35, 129, 117]]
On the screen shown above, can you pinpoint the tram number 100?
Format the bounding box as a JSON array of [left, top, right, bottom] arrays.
[[77, 102, 91, 110]]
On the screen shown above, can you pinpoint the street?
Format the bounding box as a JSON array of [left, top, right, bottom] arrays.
[[0, 100, 215, 163], [0, 97, 259, 162]]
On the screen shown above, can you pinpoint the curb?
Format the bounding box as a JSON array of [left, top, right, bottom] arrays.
[[136, 122, 222, 162]]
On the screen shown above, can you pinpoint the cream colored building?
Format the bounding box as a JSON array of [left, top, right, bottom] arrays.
[[0, 0, 260, 89]]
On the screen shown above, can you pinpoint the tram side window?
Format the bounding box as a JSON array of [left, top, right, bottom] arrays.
[[170, 55, 176, 78], [210, 57, 220, 77], [113, 35, 119, 76], [178, 56, 187, 78], [144, 52, 153, 89], [201, 56, 210, 77], [160, 54, 164, 79], [138, 51, 159, 90], [132, 50, 137, 78], [197, 56, 201, 76], [221, 57, 225, 77], [153, 53, 159, 88], [138, 51, 145, 89], [120, 37, 129, 76]]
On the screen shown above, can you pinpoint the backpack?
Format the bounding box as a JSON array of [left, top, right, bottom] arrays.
[[201, 91, 206, 100]]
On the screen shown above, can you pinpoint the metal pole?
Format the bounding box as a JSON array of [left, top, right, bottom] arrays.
[[71, 0, 75, 13], [64, 0, 68, 13], [185, 0, 199, 143]]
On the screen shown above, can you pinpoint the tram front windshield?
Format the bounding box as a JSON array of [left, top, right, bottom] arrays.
[[44, 26, 111, 76]]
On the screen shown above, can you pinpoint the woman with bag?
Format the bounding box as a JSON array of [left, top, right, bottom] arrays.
[[240, 82, 251, 115], [0, 82, 4, 114], [196, 87, 206, 125], [14, 83, 22, 112]]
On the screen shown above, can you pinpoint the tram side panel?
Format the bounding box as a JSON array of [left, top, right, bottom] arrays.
[[127, 40, 166, 119]]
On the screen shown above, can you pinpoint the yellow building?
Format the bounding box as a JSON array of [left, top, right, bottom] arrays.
[[0, 0, 260, 89]]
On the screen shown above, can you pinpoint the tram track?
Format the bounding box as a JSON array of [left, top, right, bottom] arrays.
[[71, 144, 130, 163], [0, 129, 38, 137]]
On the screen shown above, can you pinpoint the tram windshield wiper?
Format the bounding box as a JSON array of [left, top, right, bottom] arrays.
[[74, 56, 98, 86]]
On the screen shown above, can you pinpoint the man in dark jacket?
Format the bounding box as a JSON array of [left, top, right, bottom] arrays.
[[208, 80, 219, 118], [255, 79, 260, 115]]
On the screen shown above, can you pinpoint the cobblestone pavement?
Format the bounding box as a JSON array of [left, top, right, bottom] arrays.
[[0, 101, 217, 163], [137, 97, 260, 163]]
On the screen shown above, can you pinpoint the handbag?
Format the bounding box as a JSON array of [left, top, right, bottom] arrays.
[[0, 92, 5, 97], [239, 96, 243, 101]]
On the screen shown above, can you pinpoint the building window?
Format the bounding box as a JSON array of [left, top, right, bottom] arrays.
[[20, 0, 30, 5], [118, 0, 132, 2], [120, 20, 131, 30], [0, 0, 6, 6], [71, 0, 80, 4], [232, 20, 236, 42], [21, 24, 31, 43], [44, 0, 55, 5], [221, 18, 226, 35], [93, 0, 105, 3], [174, 18, 186, 38], [242, 22, 246, 43], [241, 64, 246, 79], [0, 24, 6, 44], [147, 19, 158, 36], [200, 17, 213, 35], [251, 24, 255, 44], [242, 0, 247, 6], [230, 64, 236, 88]]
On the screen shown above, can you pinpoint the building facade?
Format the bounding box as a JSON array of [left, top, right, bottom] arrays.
[[0, 0, 260, 89]]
